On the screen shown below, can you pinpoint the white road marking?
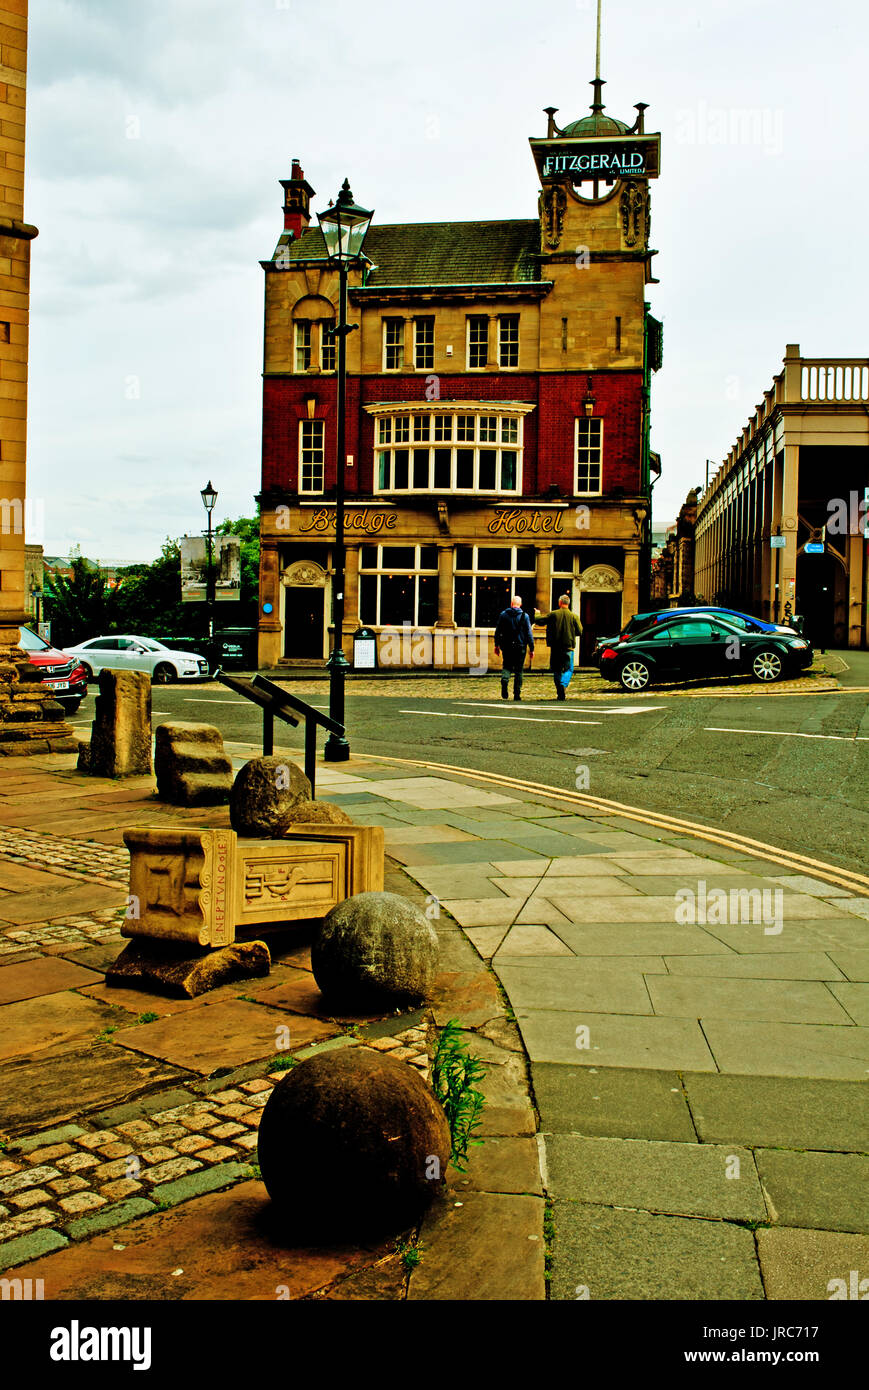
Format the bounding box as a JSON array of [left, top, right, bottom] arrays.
[[457, 702, 664, 715], [183, 698, 250, 705], [400, 709, 601, 725], [705, 726, 869, 742]]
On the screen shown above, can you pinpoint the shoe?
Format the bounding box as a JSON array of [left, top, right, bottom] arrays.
[[557, 688, 566, 701], [500, 685, 509, 701], [513, 695, 522, 702]]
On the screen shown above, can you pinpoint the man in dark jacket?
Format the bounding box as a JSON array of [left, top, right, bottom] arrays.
[[494, 595, 534, 701], [545, 594, 582, 700]]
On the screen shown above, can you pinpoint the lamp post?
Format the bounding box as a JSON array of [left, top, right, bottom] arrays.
[[317, 180, 373, 761], [201, 480, 218, 669]]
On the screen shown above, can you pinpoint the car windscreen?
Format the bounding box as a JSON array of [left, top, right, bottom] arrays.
[[18, 626, 49, 652]]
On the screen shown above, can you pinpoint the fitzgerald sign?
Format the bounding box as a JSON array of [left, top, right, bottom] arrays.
[[531, 134, 661, 184]]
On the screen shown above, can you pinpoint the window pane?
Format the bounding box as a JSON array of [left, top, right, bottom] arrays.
[[394, 416, 410, 443], [552, 548, 575, 573], [468, 316, 488, 369], [499, 315, 519, 368], [360, 545, 378, 570], [433, 415, 452, 442], [378, 418, 392, 444], [384, 318, 405, 370], [419, 545, 438, 570], [456, 415, 475, 442], [500, 451, 517, 491], [478, 450, 497, 490], [360, 574, 378, 624], [455, 450, 474, 488], [501, 417, 519, 444], [417, 574, 438, 626], [377, 452, 390, 489], [455, 545, 473, 571], [515, 546, 536, 571], [393, 450, 409, 489], [414, 317, 434, 371], [321, 321, 336, 371], [476, 576, 511, 627], [413, 415, 430, 442], [478, 547, 511, 572], [515, 577, 537, 615], [379, 574, 414, 625], [381, 546, 415, 569], [433, 449, 451, 488], [412, 450, 430, 488], [454, 576, 472, 626], [479, 416, 497, 442]]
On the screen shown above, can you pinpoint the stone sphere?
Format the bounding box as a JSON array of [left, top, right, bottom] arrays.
[[257, 1047, 450, 1240], [312, 891, 439, 1008], [229, 756, 311, 837]]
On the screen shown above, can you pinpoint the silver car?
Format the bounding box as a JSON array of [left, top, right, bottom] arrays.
[[65, 634, 209, 684]]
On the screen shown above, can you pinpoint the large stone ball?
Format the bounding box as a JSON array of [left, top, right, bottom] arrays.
[[229, 756, 311, 837], [312, 891, 439, 1008], [257, 1047, 450, 1239]]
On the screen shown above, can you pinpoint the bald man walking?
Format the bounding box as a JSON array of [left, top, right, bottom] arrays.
[[494, 594, 535, 702]]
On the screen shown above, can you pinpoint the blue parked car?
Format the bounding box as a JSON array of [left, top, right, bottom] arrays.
[[649, 606, 797, 635]]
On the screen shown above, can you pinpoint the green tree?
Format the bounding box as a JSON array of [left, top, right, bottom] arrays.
[[113, 540, 196, 639], [216, 510, 260, 612], [43, 558, 118, 647]]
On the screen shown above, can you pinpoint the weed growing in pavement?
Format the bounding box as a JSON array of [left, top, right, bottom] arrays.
[[395, 1236, 423, 1274], [543, 1200, 556, 1281], [136, 1012, 159, 1024], [236, 995, 256, 1003], [431, 1020, 487, 1171], [248, 1163, 262, 1180], [94, 1025, 119, 1043], [269, 1054, 297, 1072]]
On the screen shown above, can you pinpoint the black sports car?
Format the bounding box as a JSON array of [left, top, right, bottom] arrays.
[[598, 613, 813, 691]]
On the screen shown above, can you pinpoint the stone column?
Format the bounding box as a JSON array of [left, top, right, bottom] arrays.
[[621, 547, 640, 628], [847, 532, 865, 650], [780, 443, 799, 620], [343, 545, 360, 649], [257, 539, 282, 668], [436, 544, 455, 627], [535, 546, 552, 618]]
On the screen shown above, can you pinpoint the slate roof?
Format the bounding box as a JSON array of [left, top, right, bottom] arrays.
[[272, 219, 543, 287]]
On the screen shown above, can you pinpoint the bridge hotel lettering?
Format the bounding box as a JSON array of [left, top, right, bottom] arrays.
[[256, 83, 663, 668]]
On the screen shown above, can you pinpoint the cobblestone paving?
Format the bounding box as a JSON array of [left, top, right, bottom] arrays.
[[0, 910, 125, 954], [0, 1024, 430, 1256], [0, 828, 128, 883]]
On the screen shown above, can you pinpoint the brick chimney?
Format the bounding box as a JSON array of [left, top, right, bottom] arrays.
[[280, 158, 316, 241]]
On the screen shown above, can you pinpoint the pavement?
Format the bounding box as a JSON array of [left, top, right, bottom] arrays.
[[0, 728, 867, 1301]]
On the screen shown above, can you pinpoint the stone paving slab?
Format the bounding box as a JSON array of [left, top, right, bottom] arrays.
[[549, 1201, 764, 1301], [700, 1019, 869, 1080], [662, 952, 847, 980], [389, 839, 541, 867], [492, 925, 575, 956], [452, 1136, 543, 1196], [533, 1064, 697, 1142], [755, 1150, 869, 1234], [647, 975, 853, 1025], [496, 960, 654, 1014], [682, 1073, 868, 1152], [516, 1009, 717, 1071], [0, 956, 102, 1005], [828, 982, 869, 1025], [757, 1227, 869, 1300], [0, 991, 124, 1063], [408, 1190, 544, 1300], [551, 922, 732, 955], [111, 1001, 340, 1074], [545, 1135, 766, 1221], [828, 950, 869, 982], [696, 919, 869, 954]]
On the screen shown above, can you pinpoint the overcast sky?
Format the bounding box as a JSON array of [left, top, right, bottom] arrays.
[[25, 0, 867, 564]]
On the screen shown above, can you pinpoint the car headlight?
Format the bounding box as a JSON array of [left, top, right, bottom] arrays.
[[790, 639, 808, 649]]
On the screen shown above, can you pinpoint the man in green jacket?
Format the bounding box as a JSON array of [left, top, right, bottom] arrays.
[[545, 594, 582, 700]]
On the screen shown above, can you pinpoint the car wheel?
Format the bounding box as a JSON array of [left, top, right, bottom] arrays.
[[61, 699, 82, 715], [80, 663, 93, 681], [752, 649, 783, 682], [152, 663, 175, 684], [619, 659, 651, 692]]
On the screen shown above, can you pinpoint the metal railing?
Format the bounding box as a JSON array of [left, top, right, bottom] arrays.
[[216, 669, 344, 798]]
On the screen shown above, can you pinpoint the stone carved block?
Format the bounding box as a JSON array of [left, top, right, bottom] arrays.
[[123, 824, 384, 948]]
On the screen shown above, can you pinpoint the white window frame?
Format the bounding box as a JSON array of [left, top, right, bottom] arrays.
[[298, 419, 325, 494], [294, 322, 312, 373], [358, 544, 440, 627], [574, 417, 603, 496], [373, 411, 523, 496], [382, 318, 405, 371], [466, 315, 489, 370], [413, 316, 435, 371], [498, 314, 519, 368], [320, 320, 336, 372]]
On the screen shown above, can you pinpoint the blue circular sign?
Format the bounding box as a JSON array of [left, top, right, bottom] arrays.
[[263, 602, 273, 614]]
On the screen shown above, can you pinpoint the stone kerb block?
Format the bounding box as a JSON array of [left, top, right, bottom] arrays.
[[83, 669, 152, 777], [155, 721, 233, 805]]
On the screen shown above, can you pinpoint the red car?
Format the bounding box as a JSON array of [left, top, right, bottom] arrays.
[[18, 625, 88, 713]]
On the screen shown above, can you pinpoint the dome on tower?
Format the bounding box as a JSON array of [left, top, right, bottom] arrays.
[[560, 110, 629, 137]]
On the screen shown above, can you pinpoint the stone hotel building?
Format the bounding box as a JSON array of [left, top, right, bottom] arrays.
[[256, 89, 663, 668]]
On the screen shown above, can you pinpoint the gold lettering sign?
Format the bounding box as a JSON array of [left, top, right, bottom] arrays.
[[299, 507, 398, 535], [487, 509, 564, 536]]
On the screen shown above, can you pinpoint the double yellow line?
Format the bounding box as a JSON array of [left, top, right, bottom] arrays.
[[357, 752, 869, 897]]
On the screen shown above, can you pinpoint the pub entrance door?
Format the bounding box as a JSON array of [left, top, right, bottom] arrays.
[[284, 587, 325, 660]]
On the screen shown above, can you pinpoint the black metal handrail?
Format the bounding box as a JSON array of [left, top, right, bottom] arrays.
[[216, 669, 344, 797]]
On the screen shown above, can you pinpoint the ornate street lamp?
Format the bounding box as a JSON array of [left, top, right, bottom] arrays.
[[317, 180, 373, 761], [201, 480, 218, 665], [583, 376, 596, 417]]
